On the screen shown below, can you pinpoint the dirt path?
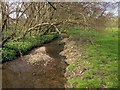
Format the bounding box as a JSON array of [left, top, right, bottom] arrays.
[[2, 36, 81, 88]]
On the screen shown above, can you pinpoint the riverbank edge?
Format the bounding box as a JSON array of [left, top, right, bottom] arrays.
[[1, 34, 59, 63]]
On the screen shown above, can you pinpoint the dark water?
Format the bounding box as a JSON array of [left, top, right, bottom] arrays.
[[2, 38, 68, 88]]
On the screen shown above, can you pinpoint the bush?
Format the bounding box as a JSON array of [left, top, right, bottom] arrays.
[[3, 41, 32, 55], [23, 36, 42, 47], [2, 34, 58, 62], [24, 34, 58, 47], [2, 48, 17, 61], [39, 34, 58, 43]]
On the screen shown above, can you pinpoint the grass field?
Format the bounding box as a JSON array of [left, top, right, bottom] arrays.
[[65, 27, 118, 88]]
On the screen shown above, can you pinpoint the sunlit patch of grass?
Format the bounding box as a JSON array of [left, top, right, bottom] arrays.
[[66, 63, 77, 71], [66, 27, 118, 88]]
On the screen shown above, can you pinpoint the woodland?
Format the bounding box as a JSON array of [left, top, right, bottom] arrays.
[[1, 1, 119, 88]]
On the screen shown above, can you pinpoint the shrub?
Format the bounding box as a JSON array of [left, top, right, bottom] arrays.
[[23, 36, 41, 47], [2, 34, 58, 62], [2, 48, 17, 61], [3, 41, 32, 55]]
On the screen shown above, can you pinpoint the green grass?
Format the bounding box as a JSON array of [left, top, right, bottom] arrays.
[[2, 34, 58, 62], [57, 41, 65, 45], [65, 27, 118, 88], [66, 63, 77, 71]]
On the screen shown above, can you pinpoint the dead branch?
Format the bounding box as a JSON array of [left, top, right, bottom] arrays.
[[2, 33, 16, 45], [47, 2, 56, 10], [52, 25, 61, 34]]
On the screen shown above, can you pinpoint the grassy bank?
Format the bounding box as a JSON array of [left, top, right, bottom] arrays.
[[2, 34, 58, 63], [65, 27, 118, 88]]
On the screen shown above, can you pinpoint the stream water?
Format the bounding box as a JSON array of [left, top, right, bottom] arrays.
[[2, 38, 68, 88]]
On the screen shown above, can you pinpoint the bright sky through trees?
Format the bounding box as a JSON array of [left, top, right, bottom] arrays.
[[2, 0, 119, 19], [1, 0, 120, 2]]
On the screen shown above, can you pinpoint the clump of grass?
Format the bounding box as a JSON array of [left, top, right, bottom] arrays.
[[66, 63, 76, 71], [57, 41, 65, 45]]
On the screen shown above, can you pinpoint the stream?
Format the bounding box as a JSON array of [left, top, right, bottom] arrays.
[[2, 38, 68, 88]]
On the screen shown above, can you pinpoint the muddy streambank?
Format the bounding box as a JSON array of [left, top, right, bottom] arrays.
[[2, 37, 69, 88]]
